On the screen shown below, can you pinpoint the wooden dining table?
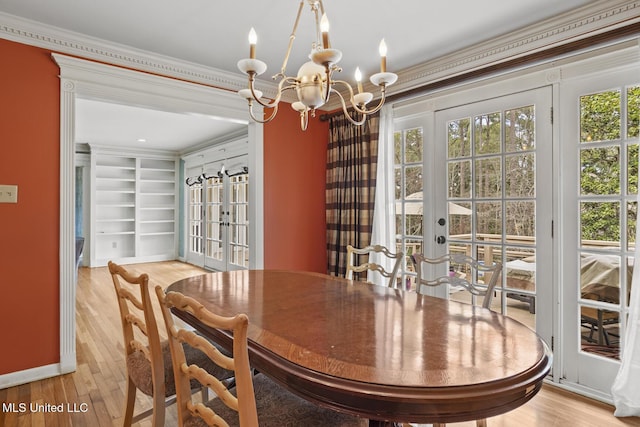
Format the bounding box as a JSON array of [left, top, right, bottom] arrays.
[[167, 269, 551, 426]]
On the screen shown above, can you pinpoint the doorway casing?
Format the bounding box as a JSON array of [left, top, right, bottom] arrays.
[[54, 53, 264, 374]]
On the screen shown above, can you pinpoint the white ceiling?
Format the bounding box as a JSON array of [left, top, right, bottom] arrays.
[[0, 0, 597, 152], [74, 99, 247, 152]]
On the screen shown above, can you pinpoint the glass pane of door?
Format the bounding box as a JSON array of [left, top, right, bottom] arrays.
[[188, 182, 203, 258], [229, 173, 250, 269], [204, 176, 225, 270]]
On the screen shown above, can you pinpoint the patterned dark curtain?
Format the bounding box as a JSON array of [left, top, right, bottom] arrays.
[[326, 113, 380, 277]]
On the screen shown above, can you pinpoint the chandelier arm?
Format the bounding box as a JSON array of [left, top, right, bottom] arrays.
[[331, 88, 367, 126], [248, 74, 294, 109], [248, 101, 279, 124], [332, 79, 388, 115], [355, 86, 387, 115], [331, 79, 356, 106]]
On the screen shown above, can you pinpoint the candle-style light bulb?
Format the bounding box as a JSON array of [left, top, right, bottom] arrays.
[[379, 39, 387, 73], [249, 27, 257, 59], [355, 67, 363, 93], [320, 14, 330, 49]]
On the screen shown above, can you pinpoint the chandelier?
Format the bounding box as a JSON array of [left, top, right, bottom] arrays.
[[237, 0, 397, 131]]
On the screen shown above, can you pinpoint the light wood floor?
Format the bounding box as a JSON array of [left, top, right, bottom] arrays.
[[1, 261, 639, 427]]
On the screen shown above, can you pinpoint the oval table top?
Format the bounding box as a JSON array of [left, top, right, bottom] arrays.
[[167, 269, 551, 424]]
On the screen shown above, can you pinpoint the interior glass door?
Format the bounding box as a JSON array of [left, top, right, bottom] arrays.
[[186, 162, 250, 271], [433, 87, 553, 346]]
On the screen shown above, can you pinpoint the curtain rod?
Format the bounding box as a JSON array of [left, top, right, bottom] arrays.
[[319, 109, 350, 122]]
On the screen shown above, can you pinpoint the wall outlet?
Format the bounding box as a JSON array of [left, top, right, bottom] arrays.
[[0, 185, 18, 203], [112, 242, 118, 249]]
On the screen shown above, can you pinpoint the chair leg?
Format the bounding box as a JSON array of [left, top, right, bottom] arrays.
[[122, 378, 136, 427], [476, 418, 487, 427], [151, 387, 166, 427]]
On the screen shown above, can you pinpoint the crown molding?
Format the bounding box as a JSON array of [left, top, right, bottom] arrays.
[[0, 11, 282, 100], [383, 0, 640, 98], [2, 1, 639, 112], [326, 0, 640, 110]]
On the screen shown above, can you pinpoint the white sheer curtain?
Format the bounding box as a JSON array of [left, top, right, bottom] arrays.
[[611, 186, 640, 416], [370, 105, 396, 287]]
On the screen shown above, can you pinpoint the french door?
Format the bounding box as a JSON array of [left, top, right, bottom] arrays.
[[395, 87, 553, 348], [187, 164, 249, 271], [560, 67, 639, 395]]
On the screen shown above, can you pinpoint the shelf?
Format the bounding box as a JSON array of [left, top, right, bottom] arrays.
[[140, 193, 175, 197], [140, 179, 174, 183], [96, 177, 136, 181], [141, 232, 175, 236], [91, 152, 177, 266], [96, 163, 136, 168], [140, 158, 175, 169], [96, 203, 136, 208], [96, 231, 136, 235]]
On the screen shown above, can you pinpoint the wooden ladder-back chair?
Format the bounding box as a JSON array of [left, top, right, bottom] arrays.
[[410, 253, 502, 310], [108, 261, 232, 427], [156, 287, 367, 427], [346, 244, 403, 288]]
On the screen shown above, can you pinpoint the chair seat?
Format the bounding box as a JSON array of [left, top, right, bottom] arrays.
[[127, 340, 233, 397], [184, 373, 366, 427]]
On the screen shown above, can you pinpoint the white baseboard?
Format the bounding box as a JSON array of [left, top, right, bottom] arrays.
[[0, 363, 64, 390]]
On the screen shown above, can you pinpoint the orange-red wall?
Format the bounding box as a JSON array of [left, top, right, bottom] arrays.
[[0, 38, 61, 374], [264, 109, 328, 273], [0, 38, 329, 375]]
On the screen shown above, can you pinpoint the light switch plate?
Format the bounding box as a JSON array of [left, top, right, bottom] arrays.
[[0, 185, 18, 203]]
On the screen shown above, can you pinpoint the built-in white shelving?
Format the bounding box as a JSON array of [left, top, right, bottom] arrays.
[[90, 149, 178, 266]]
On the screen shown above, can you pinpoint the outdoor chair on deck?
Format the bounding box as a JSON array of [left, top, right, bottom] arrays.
[[581, 283, 620, 346]]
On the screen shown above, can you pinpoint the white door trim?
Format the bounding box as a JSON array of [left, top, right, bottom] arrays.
[[53, 53, 263, 375]]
